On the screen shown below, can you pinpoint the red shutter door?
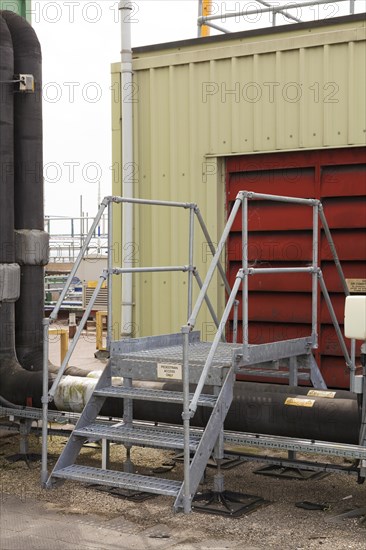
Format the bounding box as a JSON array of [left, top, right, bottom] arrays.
[[226, 147, 366, 388]]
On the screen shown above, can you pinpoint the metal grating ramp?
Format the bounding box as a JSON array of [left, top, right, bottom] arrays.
[[94, 386, 216, 407], [74, 422, 201, 451], [52, 465, 181, 496]]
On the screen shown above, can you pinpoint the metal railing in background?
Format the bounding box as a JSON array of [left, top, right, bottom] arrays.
[[197, 0, 362, 35], [45, 214, 108, 263]]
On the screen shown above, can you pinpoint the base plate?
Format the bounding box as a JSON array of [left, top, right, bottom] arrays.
[[5, 453, 41, 466], [174, 452, 242, 470], [88, 484, 157, 502], [253, 465, 329, 480], [192, 490, 270, 518]]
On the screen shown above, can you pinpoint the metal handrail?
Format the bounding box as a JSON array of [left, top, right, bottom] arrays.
[[198, 0, 360, 34], [187, 190, 357, 415]]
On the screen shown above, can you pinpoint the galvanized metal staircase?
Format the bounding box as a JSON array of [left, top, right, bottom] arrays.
[[47, 331, 236, 511], [42, 191, 361, 513]]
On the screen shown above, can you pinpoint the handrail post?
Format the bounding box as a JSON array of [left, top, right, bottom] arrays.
[[187, 207, 195, 318], [107, 200, 113, 350], [181, 324, 191, 513], [312, 204, 319, 348], [242, 194, 249, 360], [41, 317, 50, 486]]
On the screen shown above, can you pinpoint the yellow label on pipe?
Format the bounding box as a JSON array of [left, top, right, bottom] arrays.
[[285, 397, 315, 408], [307, 390, 336, 399]]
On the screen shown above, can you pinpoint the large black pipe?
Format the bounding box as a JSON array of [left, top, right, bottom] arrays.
[[95, 380, 361, 445], [2, 10, 45, 372], [0, 12, 45, 407]]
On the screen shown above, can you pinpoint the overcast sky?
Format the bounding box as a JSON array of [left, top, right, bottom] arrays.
[[30, 0, 363, 226]]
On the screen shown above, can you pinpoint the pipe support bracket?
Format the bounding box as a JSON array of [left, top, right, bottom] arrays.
[[0, 263, 20, 302], [15, 230, 49, 266]]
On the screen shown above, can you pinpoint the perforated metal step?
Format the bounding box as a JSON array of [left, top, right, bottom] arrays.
[[74, 422, 201, 451], [94, 386, 216, 407], [52, 465, 181, 496], [239, 369, 310, 380]]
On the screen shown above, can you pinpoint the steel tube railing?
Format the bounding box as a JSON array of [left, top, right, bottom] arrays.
[[248, 267, 315, 274], [49, 199, 108, 321], [48, 271, 108, 398], [188, 194, 243, 328], [198, 0, 352, 23], [194, 207, 232, 296], [189, 271, 243, 415]]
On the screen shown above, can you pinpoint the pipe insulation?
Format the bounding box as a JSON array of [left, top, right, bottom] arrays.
[[2, 10, 48, 372], [54, 375, 361, 445], [0, 12, 49, 407]]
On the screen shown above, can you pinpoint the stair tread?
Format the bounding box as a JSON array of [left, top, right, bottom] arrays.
[[236, 369, 310, 379], [95, 386, 216, 406], [74, 422, 200, 450], [52, 465, 181, 496]]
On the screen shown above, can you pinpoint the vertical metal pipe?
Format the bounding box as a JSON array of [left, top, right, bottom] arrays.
[[187, 208, 195, 319], [197, 0, 203, 37], [41, 318, 50, 485], [233, 300, 239, 344], [350, 338, 356, 392], [107, 201, 113, 350], [312, 205, 319, 347], [182, 326, 191, 513], [119, 0, 134, 338], [242, 196, 249, 358]]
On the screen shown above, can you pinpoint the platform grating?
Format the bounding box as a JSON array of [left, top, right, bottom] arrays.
[[52, 465, 181, 496], [116, 341, 238, 367]]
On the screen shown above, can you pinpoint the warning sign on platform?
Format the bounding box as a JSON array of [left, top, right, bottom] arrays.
[[346, 279, 366, 294], [157, 363, 182, 381]]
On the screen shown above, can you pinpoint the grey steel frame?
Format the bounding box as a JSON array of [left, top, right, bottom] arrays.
[[197, 0, 360, 35]]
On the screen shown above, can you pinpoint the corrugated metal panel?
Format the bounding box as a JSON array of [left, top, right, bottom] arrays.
[[0, 1, 31, 21], [111, 17, 366, 342]]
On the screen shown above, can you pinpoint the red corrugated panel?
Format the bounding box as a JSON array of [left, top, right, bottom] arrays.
[[226, 147, 366, 388]]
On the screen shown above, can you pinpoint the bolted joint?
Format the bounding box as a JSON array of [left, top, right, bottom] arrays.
[[41, 395, 52, 404], [181, 324, 191, 334], [181, 411, 191, 421]]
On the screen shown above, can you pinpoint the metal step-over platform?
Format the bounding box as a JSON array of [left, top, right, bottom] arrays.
[[42, 192, 365, 514]]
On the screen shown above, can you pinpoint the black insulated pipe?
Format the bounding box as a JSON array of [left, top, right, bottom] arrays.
[[2, 10, 46, 372], [0, 12, 45, 407]]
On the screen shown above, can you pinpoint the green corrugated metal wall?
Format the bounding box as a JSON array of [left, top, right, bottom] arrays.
[[0, 0, 31, 21]]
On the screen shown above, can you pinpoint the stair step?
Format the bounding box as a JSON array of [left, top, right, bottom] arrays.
[[74, 422, 201, 451], [237, 369, 310, 380], [94, 386, 217, 407], [52, 465, 181, 496]]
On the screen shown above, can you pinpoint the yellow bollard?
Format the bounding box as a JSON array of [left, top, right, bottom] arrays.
[[49, 328, 69, 365], [96, 311, 108, 351]]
